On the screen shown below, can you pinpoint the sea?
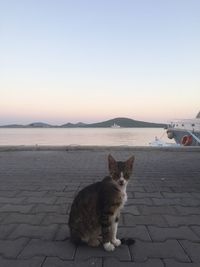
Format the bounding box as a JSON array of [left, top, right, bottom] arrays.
[[0, 128, 175, 146]]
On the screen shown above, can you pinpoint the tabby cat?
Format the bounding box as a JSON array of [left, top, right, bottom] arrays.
[[68, 154, 135, 251]]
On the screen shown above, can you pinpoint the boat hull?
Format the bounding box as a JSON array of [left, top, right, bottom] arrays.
[[167, 128, 200, 146]]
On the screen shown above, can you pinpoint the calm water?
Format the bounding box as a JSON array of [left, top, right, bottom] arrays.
[[0, 128, 175, 146]]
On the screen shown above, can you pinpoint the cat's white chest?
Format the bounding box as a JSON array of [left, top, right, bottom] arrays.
[[122, 191, 127, 206], [120, 186, 127, 208]]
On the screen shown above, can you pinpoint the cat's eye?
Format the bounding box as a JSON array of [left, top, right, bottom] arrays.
[[113, 172, 120, 179], [124, 172, 129, 179]]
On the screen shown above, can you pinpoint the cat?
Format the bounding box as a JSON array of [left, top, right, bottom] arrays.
[[68, 154, 135, 251]]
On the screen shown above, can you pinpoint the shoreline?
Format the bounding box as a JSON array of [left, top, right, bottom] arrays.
[[0, 145, 200, 152]]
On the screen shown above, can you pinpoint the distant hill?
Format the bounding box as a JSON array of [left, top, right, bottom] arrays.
[[85, 117, 165, 128], [61, 122, 87, 128], [0, 117, 166, 128], [0, 122, 54, 128], [0, 124, 24, 128], [27, 122, 52, 128]]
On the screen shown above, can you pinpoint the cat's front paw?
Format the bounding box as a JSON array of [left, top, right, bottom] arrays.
[[103, 242, 115, 252], [112, 238, 121, 247]]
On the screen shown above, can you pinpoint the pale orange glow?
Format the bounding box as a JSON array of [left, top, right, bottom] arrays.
[[1, 83, 199, 125]]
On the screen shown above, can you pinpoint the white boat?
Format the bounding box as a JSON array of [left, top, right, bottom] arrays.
[[166, 111, 200, 146], [149, 136, 180, 147], [111, 123, 121, 128]]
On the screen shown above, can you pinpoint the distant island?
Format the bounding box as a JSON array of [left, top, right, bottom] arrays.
[[0, 117, 166, 128]]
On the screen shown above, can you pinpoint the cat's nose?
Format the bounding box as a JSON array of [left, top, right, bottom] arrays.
[[119, 179, 125, 186]]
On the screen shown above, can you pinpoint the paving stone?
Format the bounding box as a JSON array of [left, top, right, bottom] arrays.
[[104, 258, 164, 267], [65, 184, 80, 191], [8, 224, 58, 240], [191, 226, 200, 238], [164, 259, 200, 267], [56, 197, 74, 204], [118, 226, 151, 241], [183, 198, 200, 206], [152, 198, 200, 206], [175, 206, 200, 215], [173, 187, 200, 193], [152, 198, 182, 206], [18, 187, 41, 191], [13, 185, 40, 191], [134, 192, 162, 198], [138, 205, 177, 215], [127, 198, 153, 205], [0, 213, 8, 223], [0, 224, 17, 239], [0, 191, 18, 197], [45, 191, 72, 197], [0, 197, 25, 204], [0, 256, 44, 267], [191, 192, 200, 198], [25, 197, 57, 204], [178, 198, 200, 206], [42, 214, 68, 225], [43, 257, 102, 267], [127, 186, 145, 192], [130, 240, 190, 262], [62, 191, 77, 198], [31, 203, 67, 214], [19, 239, 75, 260], [162, 192, 192, 198], [54, 224, 70, 241], [127, 191, 134, 198], [0, 204, 33, 213], [145, 186, 173, 192], [0, 238, 28, 258], [75, 244, 130, 261], [123, 205, 140, 215], [38, 185, 65, 191], [180, 240, 200, 262], [2, 213, 45, 224], [17, 190, 48, 197], [148, 226, 200, 241], [164, 215, 200, 226], [124, 214, 167, 227]]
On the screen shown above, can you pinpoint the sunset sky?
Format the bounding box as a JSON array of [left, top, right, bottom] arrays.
[[1, 0, 200, 125]]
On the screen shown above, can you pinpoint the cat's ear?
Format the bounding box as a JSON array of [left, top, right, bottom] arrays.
[[126, 155, 135, 171], [108, 154, 117, 171]]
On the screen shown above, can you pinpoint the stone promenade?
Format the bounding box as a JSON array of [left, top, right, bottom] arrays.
[[0, 146, 200, 267]]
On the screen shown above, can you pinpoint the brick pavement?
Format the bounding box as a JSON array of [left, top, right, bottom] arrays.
[[0, 146, 200, 266]]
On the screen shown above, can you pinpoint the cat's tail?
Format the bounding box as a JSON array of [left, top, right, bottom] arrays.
[[70, 229, 85, 246], [67, 235, 135, 247], [121, 238, 135, 246]]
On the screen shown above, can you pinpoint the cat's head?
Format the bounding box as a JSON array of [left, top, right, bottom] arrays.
[[108, 154, 135, 187]]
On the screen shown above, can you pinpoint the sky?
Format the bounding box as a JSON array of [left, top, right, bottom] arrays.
[[0, 0, 200, 125]]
